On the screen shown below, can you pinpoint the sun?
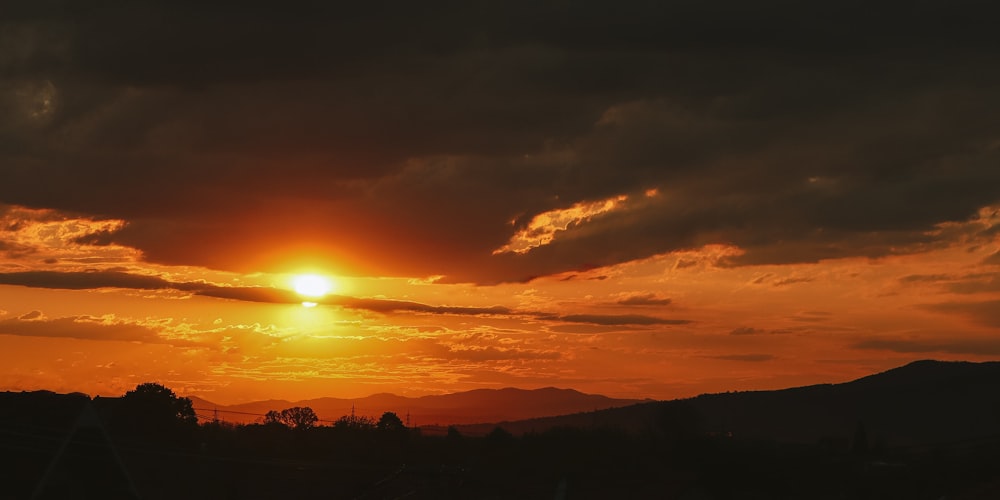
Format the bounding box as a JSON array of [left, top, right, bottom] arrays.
[[292, 274, 333, 299]]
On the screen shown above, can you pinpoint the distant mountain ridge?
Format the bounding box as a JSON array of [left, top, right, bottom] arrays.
[[188, 387, 648, 426], [454, 360, 1000, 446], [8, 359, 996, 447]]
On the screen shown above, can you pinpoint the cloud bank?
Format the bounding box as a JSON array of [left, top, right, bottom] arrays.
[[2, 1, 999, 284]]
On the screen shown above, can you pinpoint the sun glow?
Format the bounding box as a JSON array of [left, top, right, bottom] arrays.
[[292, 274, 333, 300]]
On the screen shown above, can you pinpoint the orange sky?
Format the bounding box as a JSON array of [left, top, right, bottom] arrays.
[[3, 2, 1000, 405], [1, 204, 998, 404]]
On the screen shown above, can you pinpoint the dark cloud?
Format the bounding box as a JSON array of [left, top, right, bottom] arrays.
[[729, 327, 763, 336], [0, 313, 168, 344], [674, 259, 699, 269], [556, 314, 690, 326], [772, 277, 815, 287], [898, 272, 1000, 295], [900, 273, 953, 283], [983, 252, 1000, 266], [195, 286, 301, 304], [0, 270, 667, 323], [616, 293, 672, 306], [769, 329, 795, 335], [3, 1, 1000, 282], [946, 274, 1000, 295], [789, 311, 832, 323], [328, 297, 514, 317], [0, 270, 300, 303], [853, 337, 1000, 356], [72, 229, 118, 246], [0, 240, 38, 260], [921, 300, 1000, 328], [444, 346, 560, 362], [18, 310, 42, 320], [0, 269, 185, 290], [0, 269, 521, 314], [706, 354, 775, 362], [546, 324, 632, 334]]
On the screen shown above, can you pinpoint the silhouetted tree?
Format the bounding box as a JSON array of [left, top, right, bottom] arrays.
[[283, 407, 319, 430], [263, 410, 284, 427], [123, 383, 197, 424], [486, 426, 514, 444], [334, 414, 376, 431], [377, 411, 405, 432], [263, 407, 319, 430], [115, 383, 197, 441]]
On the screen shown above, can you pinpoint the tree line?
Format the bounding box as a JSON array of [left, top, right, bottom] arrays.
[[113, 382, 407, 435]]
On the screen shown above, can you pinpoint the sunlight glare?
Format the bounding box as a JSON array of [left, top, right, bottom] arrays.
[[292, 274, 333, 299]]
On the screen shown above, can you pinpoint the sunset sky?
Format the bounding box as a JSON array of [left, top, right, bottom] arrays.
[[2, 1, 1000, 405]]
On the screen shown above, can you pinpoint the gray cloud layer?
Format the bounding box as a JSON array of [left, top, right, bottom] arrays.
[[0, 270, 689, 327], [854, 337, 1000, 356], [3, 1, 1000, 282]]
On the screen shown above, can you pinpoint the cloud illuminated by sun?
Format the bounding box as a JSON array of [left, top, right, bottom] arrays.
[[493, 194, 629, 255]]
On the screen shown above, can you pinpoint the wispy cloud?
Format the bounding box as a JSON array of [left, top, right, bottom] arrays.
[[853, 337, 1000, 356], [921, 300, 1000, 328], [705, 354, 775, 362], [0, 270, 690, 328], [0, 312, 173, 344], [729, 327, 763, 336], [616, 293, 672, 306], [984, 251, 1000, 265], [555, 314, 690, 326]]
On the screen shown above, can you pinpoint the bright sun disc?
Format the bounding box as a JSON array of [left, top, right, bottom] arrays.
[[293, 274, 332, 298]]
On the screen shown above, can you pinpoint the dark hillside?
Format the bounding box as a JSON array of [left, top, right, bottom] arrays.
[[460, 360, 1000, 447]]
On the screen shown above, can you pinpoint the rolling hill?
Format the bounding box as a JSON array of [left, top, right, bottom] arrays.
[[454, 360, 1000, 446]]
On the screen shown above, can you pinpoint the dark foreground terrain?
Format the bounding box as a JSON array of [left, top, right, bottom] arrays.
[[3, 360, 1000, 499]]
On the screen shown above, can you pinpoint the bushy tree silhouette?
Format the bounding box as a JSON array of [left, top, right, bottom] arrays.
[[115, 382, 196, 441], [377, 411, 405, 432], [334, 413, 376, 430], [263, 410, 284, 427], [486, 426, 514, 445], [263, 407, 319, 430]]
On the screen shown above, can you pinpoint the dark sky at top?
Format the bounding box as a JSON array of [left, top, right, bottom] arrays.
[[3, 0, 1000, 282]]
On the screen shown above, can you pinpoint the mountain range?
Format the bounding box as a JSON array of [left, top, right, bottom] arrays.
[[187, 387, 648, 426], [188, 359, 1000, 448]]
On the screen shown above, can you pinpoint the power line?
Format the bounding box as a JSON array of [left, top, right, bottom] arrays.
[[192, 407, 364, 425]]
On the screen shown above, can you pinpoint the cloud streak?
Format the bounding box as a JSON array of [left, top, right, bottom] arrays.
[[0, 312, 170, 344], [705, 354, 775, 362], [853, 337, 1000, 356], [616, 293, 672, 306], [921, 300, 1000, 329], [555, 314, 690, 326], [0, 270, 691, 328]]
